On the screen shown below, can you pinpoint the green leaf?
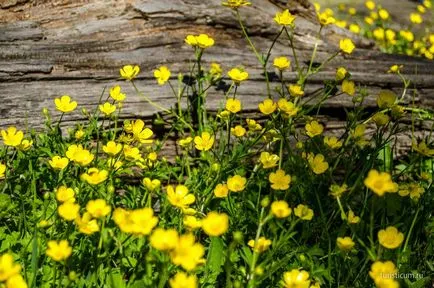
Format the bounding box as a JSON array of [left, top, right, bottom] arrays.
[[109, 270, 126, 288], [204, 237, 226, 284]]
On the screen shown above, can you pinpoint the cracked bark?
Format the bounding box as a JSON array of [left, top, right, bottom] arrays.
[[0, 0, 433, 156]]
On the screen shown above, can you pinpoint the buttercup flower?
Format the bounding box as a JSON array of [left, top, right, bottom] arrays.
[[329, 183, 348, 198], [102, 141, 122, 156], [221, 0, 251, 9], [55, 186, 75, 203], [58, 201, 80, 221], [167, 185, 195, 209], [259, 152, 279, 169], [1, 127, 24, 147], [342, 80, 356, 96], [364, 169, 398, 196], [66, 145, 94, 166], [336, 67, 348, 81], [75, 212, 99, 235], [377, 90, 396, 109], [226, 98, 242, 113], [46, 240, 72, 261], [120, 65, 140, 80], [410, 13, 423, 24], [185, 34, 214, 49], [227, 175, 247, 192], [278, 99, 299, 117], [273, 56, 291, 70], [398, 182, 425, 200], [369, 261, 399, 288], [0, 253, 21, 281], [269, 169, 291, 190], [308, 153, 329, 174], [49, 156, 69, 170], [0, 163, 6, 179], [347, 210, 360, 224], [99, 102, 116, 116], [231, 125, 246, 137], [214, 183, 229, 198], [184, 216, 202, 230], [109, 85, 126, 102], [17, 139, 32, 151], [288, 84, 304, 97], [210, 62, 222, 78], [54, 95, 77, 113], [170, 234, 205, 271], [228, 68, 248, 84], [154, 66, 171, 85], [194, 132, 215, 151], [324, 136, 343, 149], [340, 38, 355, 54], [169, 272, 197, 288], [378, 226, 404, 249], [86, 199, 111, 218], [178, 136, 193, 147], [317, 12, 335, 26], [143, 178, 161, 191], [282, 269, 310, 288], [6, 274, 27, 288], [336, 237, 355, 251], [150, 228, 179, 251], [248, 237, 272, 253], [113, 207, 158, 236], [81, 168, 108, 185], [202, 211, 229, 237], [305, 121, 324, 138], [274, 9, 296, 26], [365, 0, 375, 10], [271, 200, 292, 218], [388, 65, 402, 74], [294, 204, 314, 220], [378, 8, 390, 20]]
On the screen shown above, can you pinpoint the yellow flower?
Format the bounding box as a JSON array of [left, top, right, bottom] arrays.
[[75, 212, 99, 235], [109, 85, 126, 102], [178, 136, 193, 147], [339, 38, 355, 54], [102, 141, 122, 156], [46, 240, 72, 262], [185, 34, 215, 49], [378, 226, 404, 249], [273, 56, 291, 70], [305, 121, 323, 138], [169, 272, 197, 288], [365, 16, 374, 25], [347, 210, 360, 224], [120, 65, 140, 81], [274, 9, 296, 26], [184, 216, 202, 230], [58, 202, 80, 221], [54, 95, 77, 113], [424, 0, 432, 8], [336, 237, 355, 251], [269, 169, 291, 190], [142, 178, 161, 191], [17, 139, 32, 151], [202, 211, 229, 237], [49, 156, 69, 170], [1, 127, 24, 147], [336, 67, 348, 81], [398, 182, 425, 200], [81, 168, 108, 185], [271, 200, 292, 218], [227, 175, 247, 192], [258, 99, 277, 115], [277, 99, 299, 117], [75, 129, 85, 140], [365, 0, 376, 10], [246, 119, 262, 131], [214, 183, 229, 198], [0, 253, 21, 281], [378, 8, 389, 20], [99, 102, 116, 116], [130, 119, 153, 144], [194, 132, 215, 151], [335, 20, 347, 28], [113, 207, 158, 236], [170, 234, 205, 271], [6, 274, 27, 288], [414, 140, 434, 157], [288, 84, 304, 97], [55, 186, 75, 203], [259, 152, 279, 169], [231, 125, 246, 137], [150, 228, 179, 251], [221, 0, 251, 9], [349, 24, 360, 34], [329, 183, 348, 198], [0, 163, 6, 179], [227, 68, 248, 84], [364, 170, 398, 196], [86, 199, 111, 218], [317, 12, 335, 26], [282, 269, 310, 288], [294, 204, 314, 220], [373, 27, 385, 40], [167, 185, 195, 209], [385, 29, 396, 42], [324, 136, 343, 149], [66, 145, 94, 166], [388, 65, 402, 74], [342, 80, 356, 96], [369, 261, 399, 288], [210, 62, 222, 78], [308, 153, 329, 174], [226, 98, 242, 113], [400, 30, 414, 42], [154, 66, 171, 85], [410, 12, 423, 24], [377, 90, 396, 109], [248, 237, 272, 253]]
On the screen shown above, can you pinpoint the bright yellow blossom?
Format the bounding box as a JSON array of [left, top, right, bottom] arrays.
[[169, 272, 197, 288], [46, 240, 72, 261], [258, 99, 277, 115], [49, 156, 69, 170], [55, 186, 75, 203], [0, 253, 21, 281], [54, 95, 77, 113], [271, 200, 292, 218], [365, 0, 376, 10], [305, 121, 324, 138], [369, 261, 399, 288], [0, 163, 6, 179], [86, 199, 111, 218], [202, 211, 229, 237], [308, 153, 329, 174], [364, 170, 398, 196], [342, 80, 356, 95], [282, 269, 311, 288], [259, 152, 279, 169], [99, 102, 116, 116], [274, 9, 296, 26], [248, 237, 272, 253], [288, 84, 304, 97], [167, 185, 195, 209], [142, 178, 161, 191], [273, 56, 291, 70], [336, 237, 355, 251], [183, 216, 202, 230], [130, 119, 154, 144], [317, 12, 335, 26], [185, 34, 215, 49], [58, 201, 80, 221], [227, 68, 248, 84], [75, 212, 99, 235], [214, 183, 229, 198], [349, 24, 360, 34], [1, 127, 24, 147], [294, 204, 314, 221], [17, 139, 32, 151], [378, 226, 404, 249], [120, 65, 140, 81], [150, 228, 179, 251], [227, 175, 247, 192], [410, 13, 423, 24], [347, 210, 360, 224], [6, 274, 28, 288], [340, 38, 355, 54], [221, 0, 251, 9], [231, 125, 246, 137], [194, 132, 215, 151], [170, 234, 205, 271], [81, 168, 108, 185], [66, 145, 94, 166], [102, 141, 122, 156], [378, 8, 389, 20], [336, 67, 348, 81], [324, 136, 343, 149], [269, 169, 291, 190], [278, 99, 299, 116], [154, 66, 171, 85], [109, 85, 126, 102]]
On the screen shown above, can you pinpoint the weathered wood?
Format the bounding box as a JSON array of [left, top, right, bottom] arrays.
[[0, 0, 433, 145]]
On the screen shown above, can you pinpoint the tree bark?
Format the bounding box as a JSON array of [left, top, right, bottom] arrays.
[[0, 0, 433, 155]]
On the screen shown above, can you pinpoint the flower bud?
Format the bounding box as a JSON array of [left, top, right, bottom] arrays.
[[261, 197, 270, 207]]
